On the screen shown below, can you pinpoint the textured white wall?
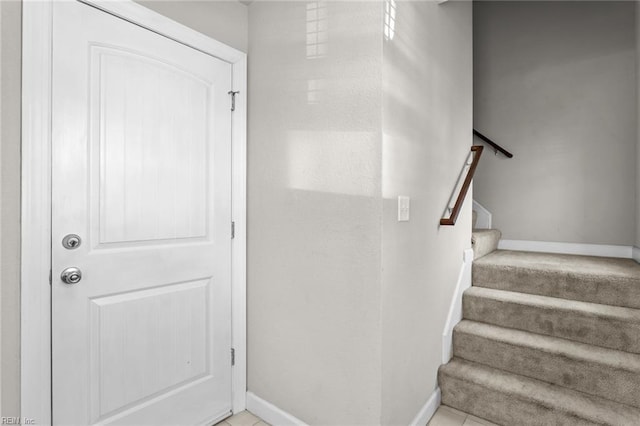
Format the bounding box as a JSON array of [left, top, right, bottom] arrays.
[[247, 2, 384, 424], [474, 1, 637, 246], [248, 1, 474, 424], [381, 1, 472, 423]]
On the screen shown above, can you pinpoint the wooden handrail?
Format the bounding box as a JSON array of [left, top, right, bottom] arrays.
[[473, 129, 513, 158], [440, 145, 484, 226]]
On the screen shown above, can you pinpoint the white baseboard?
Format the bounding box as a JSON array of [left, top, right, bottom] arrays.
[[409, 388, 441, 426], [633, 246, 640, 263], [442, 248, 474, 364], [248, 388, 442, 426], [246, 392, 307, 426], [498, 240, 633, 259], [472, 200, 492, 229]]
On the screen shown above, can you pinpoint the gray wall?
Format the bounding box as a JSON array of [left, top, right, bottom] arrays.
[[380, 1, 472, 424], [0, 0, 22, 417], [137, 0, 248, 52], [1, 0, 248, 418], [247, 2, 384, 424], [636, 2, 640, 250], [474, 1, 637, 246]]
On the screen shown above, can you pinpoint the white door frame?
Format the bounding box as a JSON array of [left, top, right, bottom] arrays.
[[21, 1, 247, 423]]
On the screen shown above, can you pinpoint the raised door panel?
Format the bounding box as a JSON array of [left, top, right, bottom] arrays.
[[89, 279, 212, 422], [92, 47, 212, 246]]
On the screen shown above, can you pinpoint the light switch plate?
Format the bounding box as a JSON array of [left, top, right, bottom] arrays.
[[398, 196, 410, 222]]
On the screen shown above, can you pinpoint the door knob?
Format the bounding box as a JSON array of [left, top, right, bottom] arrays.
[[61, 267, 82, 285]]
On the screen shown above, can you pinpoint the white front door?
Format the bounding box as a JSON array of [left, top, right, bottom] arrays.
[[51, 2, 233, 424]]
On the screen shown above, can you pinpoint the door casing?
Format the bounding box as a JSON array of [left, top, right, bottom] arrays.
[[21, 1, 247, 424]]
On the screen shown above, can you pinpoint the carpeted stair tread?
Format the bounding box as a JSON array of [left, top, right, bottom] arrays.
[[463, 286, 640, 353], [453, 320, 640, 408], [439, 358, 640, 426], [473, 250, 640, 309], [471, 229, 501, 260]]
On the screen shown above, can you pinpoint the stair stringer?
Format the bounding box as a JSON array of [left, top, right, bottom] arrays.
[[472, 200, 492, 229]]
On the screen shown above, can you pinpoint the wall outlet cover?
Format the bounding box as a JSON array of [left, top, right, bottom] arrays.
[[398, 196, 410, 222]]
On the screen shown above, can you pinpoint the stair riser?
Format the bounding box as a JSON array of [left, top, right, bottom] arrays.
[[473, 265, 640, 310], [439, 372, 602, 426], [463, 294, 640, 354], [454, 330, 640, 408], [472, 230, 501, 260]]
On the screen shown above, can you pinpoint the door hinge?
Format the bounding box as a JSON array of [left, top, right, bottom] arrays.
[[231, 221, 235, 239], [231, 348, 235, 366], [49, 269, 52, 285], [228, 90, 239, 112]]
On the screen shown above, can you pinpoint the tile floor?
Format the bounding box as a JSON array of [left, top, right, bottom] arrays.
[[216, 410, 270, 426], [217, 406, 496, 426], [427, 405, 498, 426]]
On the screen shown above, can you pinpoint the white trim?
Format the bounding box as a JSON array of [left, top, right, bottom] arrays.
[[246, 392, 307, 426], [21, 1, 53, 423], [21, 1, 248, 423], [498, 240, 633, 259], [409, 388, 441, 426], [78, 0, 245, 64], [247, 388, 442, 426], [633, 246, 640, 264], [442, 249, 474, 364], [471, 200, 492, 229], [231, 56, 247, 413]]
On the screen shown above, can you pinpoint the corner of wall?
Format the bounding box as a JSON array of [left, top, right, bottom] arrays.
[[380, 0, 473, 423], [408, 388, 441, 426]]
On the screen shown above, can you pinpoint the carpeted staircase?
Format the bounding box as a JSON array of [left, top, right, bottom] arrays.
[[439, 237, 640, 425]]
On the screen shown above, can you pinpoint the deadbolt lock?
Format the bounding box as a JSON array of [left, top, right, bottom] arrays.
[[61, 267, 82, 285], [62, 234, 82, 250]]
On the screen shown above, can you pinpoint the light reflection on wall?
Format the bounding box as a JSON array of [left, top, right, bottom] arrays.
[[287, 131, 378, 197], [384, 0, 396, 41], [307, 79, 325, 105], [306, 1, 328, 59]]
